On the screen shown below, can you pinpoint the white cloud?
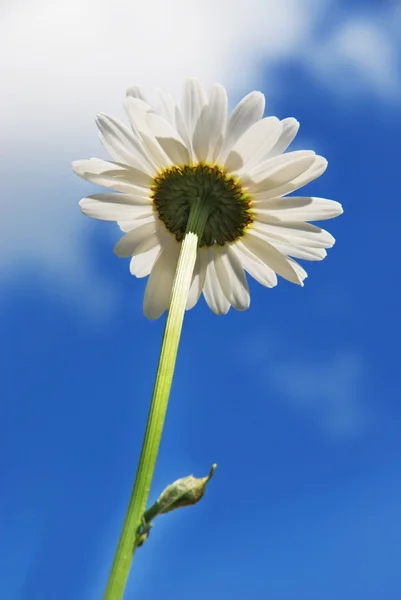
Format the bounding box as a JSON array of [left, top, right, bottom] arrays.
[[244, 331, 369, 438], [1, 0, 399, 303], [0, 0, 327, 300], [303, 9, 401, 101], [0, 0, 324, 150], [270, 352, 368, 437]]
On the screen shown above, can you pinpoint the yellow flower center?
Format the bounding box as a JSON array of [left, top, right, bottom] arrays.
[[151, 164, 253, 246]]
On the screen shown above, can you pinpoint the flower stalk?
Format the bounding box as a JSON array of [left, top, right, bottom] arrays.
[[103, 198, 210, 600]]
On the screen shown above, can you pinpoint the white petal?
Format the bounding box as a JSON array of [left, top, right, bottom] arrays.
[[224, 117, 282, 173], [79, 193, 152, 222], [268, 240, 327, 261], [82, 191, 151, 206], [114, 221, 157, 258], [217, 91, 265, 164], [253, 221, 335, 248], [156, 90, 192, 152], [118, 214, 156, 233], [213, 245, 250, 311], [125, 97, 153, 122], [96, 114, 156, 173], [146, 113, 191, 165], [252, 155, 328, 200], [154, 89, 177, 126], [143, 245, 180, 320], [181, 78, 208, 138], [192, 104, 210, 163], [207, 84, 228, 163], [154, 90, 192, 152], [288, 258, 308, 282], [241, 232, 305, 285], [245, 150, 316, 191], [126, 85, 147, 101], [174, 105, 192, 153], [203, 250, 230, 315], [233, 240, 277, 287], [130, 240, 161, 278], [263, 117, 299, 159], [71, 158, 153, 192], [186, 247, 207, 310], [124, 97, 172, 169], [253, 196, 343, 222]]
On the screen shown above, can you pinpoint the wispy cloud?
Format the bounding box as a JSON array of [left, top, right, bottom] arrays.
[[300, 6, 401, 101], [270, 352, 368, 437], [245, 331, 369, 438]]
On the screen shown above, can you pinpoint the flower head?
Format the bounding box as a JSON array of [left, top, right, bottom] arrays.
[[73, 79, 342, 319]]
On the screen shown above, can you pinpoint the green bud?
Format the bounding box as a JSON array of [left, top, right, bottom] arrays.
[[156, 463, 217, 515], [135, 465, 217, 550]]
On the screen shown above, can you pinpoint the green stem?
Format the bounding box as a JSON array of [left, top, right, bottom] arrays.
[[103, 199, 210, 600]]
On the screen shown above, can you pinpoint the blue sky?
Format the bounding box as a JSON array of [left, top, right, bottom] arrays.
[[2, 1, 401, 599]]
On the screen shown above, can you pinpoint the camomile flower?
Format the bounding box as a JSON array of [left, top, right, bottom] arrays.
[[81, 79, 344, 598], [73, 79, 342, 320]]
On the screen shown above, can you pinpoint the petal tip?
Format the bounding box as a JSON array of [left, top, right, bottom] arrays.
[[95, 113, 109, 125], [126, 85, 145, 99], [71, 160, 87, 176], [143, 305, 165, 321], [113, 241, 125, 258], [236, 299, 251, 312]]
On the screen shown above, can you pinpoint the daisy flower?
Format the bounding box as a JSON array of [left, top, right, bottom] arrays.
[[73, 79, 342, 319]]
